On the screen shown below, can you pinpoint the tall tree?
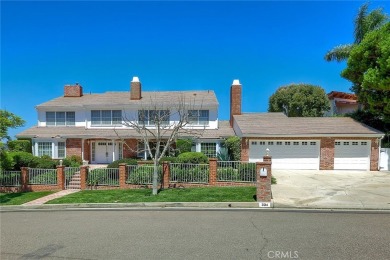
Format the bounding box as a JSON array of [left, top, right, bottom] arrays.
[[0, 110, 25, 142], [342, 22, 390, 123], [117, 94, 204, 195], [324, 3, 388, 62], [268, 84, 330, 117]]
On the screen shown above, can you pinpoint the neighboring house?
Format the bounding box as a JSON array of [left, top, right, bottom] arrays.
[[229, 82, 384, 171], [326, 91, 360, 116], [17, 77, 234, 163]]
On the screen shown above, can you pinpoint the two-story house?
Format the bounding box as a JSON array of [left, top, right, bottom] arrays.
[[17, 77, 234, 164]]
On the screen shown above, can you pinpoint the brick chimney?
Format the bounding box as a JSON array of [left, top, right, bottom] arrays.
[[130, 76, 141, 100], [64, 83, 83, 97], [230, 79, 242, 127]]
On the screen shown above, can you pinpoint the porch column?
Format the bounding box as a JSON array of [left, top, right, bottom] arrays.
[[81, 138, 85, 161], [112, 139, 115, 161]]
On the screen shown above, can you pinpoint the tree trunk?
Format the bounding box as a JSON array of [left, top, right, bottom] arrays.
[[152, 161, 158, 195]]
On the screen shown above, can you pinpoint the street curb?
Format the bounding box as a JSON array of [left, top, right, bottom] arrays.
[[1, 201, 390, 212]]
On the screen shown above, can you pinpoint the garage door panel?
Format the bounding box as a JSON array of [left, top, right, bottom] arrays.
[[334, 140, 370, 170], [249, 140, 320, 170]]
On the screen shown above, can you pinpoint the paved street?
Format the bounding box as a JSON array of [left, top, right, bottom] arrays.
[[1, 209, 389, 259], [272, 170, 390, 209]]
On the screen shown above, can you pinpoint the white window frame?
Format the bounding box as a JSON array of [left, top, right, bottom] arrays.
[[188, 110, 209, 126], [34, 139, 66, 159], [46, 111, 75, 126], [91, 110, 122, 126]]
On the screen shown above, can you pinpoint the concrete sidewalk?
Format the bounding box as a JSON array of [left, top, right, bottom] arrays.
[[22, 190, 80, 206], [271, 170, 390, 210]]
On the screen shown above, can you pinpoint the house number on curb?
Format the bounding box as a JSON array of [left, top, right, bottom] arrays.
[[259, 202, 271, 208]]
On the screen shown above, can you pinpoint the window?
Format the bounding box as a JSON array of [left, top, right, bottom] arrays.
[[58, 142, 65, 158], [343, 142, 349, 145], [285, 142, 291, 145], [91, 110, 122, 126], [92, 142, 96, 162], [293, 142, 299, 145], [118, 143, 123, 160], [37, 142, 52, 157], [259, 141, 265, 145], [277, 142, 282, 145], [138, 110, 170, 126], [335, 142, 341, 145], [352, 142, 358, 145], [302, 142, 308, 145], [268, 141, 274, 145], [310, 142, 316, 145], [188, 110, 209, 125], [201, 143, 217, 158], [46, 112, 75, 126], [361, 141, 368, 145], [251, 141, 257, 145]]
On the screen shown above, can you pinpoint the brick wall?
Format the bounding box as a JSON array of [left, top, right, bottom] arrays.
[[370, 138, 380, 171], [84, 139, 91, 162], [130, 80, 141, 100], [66, 139, 82, 158], [123, 139, 138, 158], [320, 137, 335, 170], [64, 85, 83, 97]]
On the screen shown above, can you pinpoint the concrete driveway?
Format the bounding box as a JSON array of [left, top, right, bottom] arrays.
[[271, 170, 390, 210]]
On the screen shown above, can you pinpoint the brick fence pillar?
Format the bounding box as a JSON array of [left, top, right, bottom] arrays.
[[21, 167, 29, 192], [119, 163, 128, 188], [256, 156, 272, 205], [209, 158, 217, 186], [162, 161, 170, 189], [80, 166, 89, 190], [57, 166, 65, 190]]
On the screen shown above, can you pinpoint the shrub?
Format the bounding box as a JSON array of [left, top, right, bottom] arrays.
[[34, 156, 57, 169], [127, 165, 162, 185], [175, 139, 192, 154], [159, 156, 177, 163], [9, 151, 38, 170], [0, 150, 14, 171], [238, 163, 256, 182], [7, 140, 32, 153], [177, 152, 208, 164], [29, 171, 57, 184], [107, 158, 138, 168], [225, 136, 241, 161]]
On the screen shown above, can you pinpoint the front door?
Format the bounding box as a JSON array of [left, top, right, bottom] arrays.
[[94, 142, 117, 164]]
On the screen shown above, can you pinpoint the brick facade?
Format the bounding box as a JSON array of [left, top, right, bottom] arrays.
[[320, 137, 335, 170], [66, 138, 82, 158], [64, 84, 83, 97]]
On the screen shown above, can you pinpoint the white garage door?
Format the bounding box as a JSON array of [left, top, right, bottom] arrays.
[[249, 140, 320, 170], [334, 140, 370, 170]]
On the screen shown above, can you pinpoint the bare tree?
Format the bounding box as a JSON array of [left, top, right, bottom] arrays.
[[116, 94, 205, 195]]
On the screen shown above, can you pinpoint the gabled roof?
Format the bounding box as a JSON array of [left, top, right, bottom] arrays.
[[233, 113, 383, 137], [16, 121, 234, 140], [36, 91, 218, 109]]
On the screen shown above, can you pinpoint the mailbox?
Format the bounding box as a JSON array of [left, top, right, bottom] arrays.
[[260, 167, 268, 177]]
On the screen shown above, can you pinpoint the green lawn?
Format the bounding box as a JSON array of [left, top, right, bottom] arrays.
[[0, 191, 55, 205], [47, 187, 257, 204]]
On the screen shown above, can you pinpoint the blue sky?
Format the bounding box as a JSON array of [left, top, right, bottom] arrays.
[[2, 1, 389, 139]]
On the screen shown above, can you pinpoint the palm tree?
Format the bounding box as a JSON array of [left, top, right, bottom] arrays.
[[324, 3, 388, 62]]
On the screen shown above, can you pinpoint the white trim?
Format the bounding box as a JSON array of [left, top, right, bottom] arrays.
[[240, 133, 383, 138]]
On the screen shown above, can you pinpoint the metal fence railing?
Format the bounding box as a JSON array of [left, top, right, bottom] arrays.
[[170, 163, 209, 184], [0, 171, 21, 187], [28, 168, 57, 185], [127, 165, 162, 185], [217, 161, 256, 182], [88, 168, 119, 186]]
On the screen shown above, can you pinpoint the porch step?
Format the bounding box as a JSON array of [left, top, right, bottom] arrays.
[[67, 173, 81, 190]]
